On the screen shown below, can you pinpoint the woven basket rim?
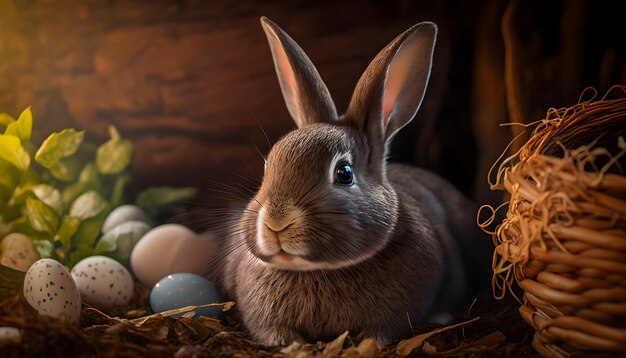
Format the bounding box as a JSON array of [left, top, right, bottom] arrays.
[[481, 86, 626, 357]]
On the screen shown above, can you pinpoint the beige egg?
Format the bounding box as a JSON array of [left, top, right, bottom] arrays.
[[102, 205, 151, 234], [1, 233, 40, 272], [71, 256, 134, 310], [130, 224, 214, 287], [23, 259, 81, 324], [0, 326, 21, 344]]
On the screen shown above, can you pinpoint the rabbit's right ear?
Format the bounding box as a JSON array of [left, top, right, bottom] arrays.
[[346, 22, 437, 161], [261, 17, 338, 128]]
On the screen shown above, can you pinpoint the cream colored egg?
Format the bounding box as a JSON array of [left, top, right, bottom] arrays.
[[130, 224, 213, 287], [23, 259, 81, 324], [0, 233, 40, 272], [71, 256, 134, 310], [102, 205, 151, 234], [0, 327, 21, 344]]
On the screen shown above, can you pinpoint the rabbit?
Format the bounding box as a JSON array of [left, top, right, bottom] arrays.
[[208, 16, 492, 346]]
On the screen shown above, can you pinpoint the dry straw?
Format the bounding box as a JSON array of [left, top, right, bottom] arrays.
[[480, 86, 626, 357]]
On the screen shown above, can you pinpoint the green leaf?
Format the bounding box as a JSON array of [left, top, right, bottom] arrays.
[[110, 173, 130, 208], [35, 128, 84, 168], [69, 190, 108, 220], [0, 134, 30, 171], [68, 245, 95, 268], [0, 221, 9, 240], [94, 220, 150, 268], [54, 216, 81, 249], [62, 182, 88, 208], [21, 167, 41, 186], [94, 233, 117, 253], [4, 107, 33, 142], [0, 113, 15, 128], [7, 217, 50, 242], [61, 163, 103, 206], [73, 210, 108, 249], [78, 162, 101, 184], [0, 263, 25, 299], [6, 184, 37, 214], [0, 159, 21, 205], [96, 126, 133, 174], [136, 186, 198, 218], [31, 184, 64, 215], [24, 197, 59, 235], [33, 239, 54, 258], [48, 156, 81, 182]]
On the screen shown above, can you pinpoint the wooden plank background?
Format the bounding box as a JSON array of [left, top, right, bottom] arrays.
[[0, 0, 623, 210]]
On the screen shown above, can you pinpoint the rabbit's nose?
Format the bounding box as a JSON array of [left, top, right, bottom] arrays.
[[264, 220, 293, 234], [263, 221, 294, 246]]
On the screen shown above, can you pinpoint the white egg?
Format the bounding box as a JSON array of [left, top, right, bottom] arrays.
[[23, 259, 81, 324], [130, 224, 214, 287], [0, 326, 21, 344], [0, 233, 40, 272], [71, 256, 134, 310], [102, 205, 151, 234]]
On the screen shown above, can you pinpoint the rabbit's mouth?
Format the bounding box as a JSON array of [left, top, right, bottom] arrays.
[[260, 250, 320, 271], [274, 249, 297, 261], [258, 247, 375, 272]]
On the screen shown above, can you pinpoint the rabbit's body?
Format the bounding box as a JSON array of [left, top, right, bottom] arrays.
[[220, 162, 475, 345], [209, 17, 491, 346]]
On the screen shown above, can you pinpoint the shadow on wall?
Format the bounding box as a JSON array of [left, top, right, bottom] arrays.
[[0, 0, 623, 211]]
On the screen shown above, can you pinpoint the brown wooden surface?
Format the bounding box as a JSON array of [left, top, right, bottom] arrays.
[[0, 0, 624, 208]]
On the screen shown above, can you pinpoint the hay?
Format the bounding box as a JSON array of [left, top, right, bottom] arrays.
[[0, 280, 537, 357], [480, 86, 626, 357]]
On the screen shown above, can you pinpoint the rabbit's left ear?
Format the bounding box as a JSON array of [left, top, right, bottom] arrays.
[[346, 22, 437, 144], [261, 17, 338, 128]]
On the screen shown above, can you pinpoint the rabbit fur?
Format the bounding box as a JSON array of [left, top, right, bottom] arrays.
[[207, 16, 491, 346]]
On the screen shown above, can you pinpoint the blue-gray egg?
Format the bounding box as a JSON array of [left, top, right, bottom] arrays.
[[150, 273, 225, 319]]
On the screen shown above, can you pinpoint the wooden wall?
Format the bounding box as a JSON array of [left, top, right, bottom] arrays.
[[0, 0, 623, 208]]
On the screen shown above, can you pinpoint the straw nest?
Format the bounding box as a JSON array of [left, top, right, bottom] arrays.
[[480, 86, 626, 357]]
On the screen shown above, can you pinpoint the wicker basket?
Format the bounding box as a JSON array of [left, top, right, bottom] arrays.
[[481, 86, 626, 357]]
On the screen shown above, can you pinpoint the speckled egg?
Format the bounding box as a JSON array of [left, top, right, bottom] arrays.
[[0, 327, 21, 344], [70, 256, 133, 310], [101, 205, 152, 234], [23, 259, 81, 324], [130, 224, 215, 287], [150, 273, 225, 319], [0, 233, 40, 272]]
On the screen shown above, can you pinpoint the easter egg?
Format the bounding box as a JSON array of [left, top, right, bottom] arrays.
[[101, 205, 151, 234], [0, 327, 21, 344], [95, 221, 151, 268], [23, 259, 81, 324], [0, 233, 39, 272], [70, 256, 134, 310], [150, 273, 225, 319], [130, 224, 215, 287]]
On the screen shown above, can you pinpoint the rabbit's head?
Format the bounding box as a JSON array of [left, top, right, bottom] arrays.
[[240, 17, 437, 271]]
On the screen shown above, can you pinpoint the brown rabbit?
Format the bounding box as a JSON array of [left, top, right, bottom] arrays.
[[210, 16, 491, 346]]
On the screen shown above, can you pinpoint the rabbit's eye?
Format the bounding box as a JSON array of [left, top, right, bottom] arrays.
[[335, 163, 354, 186]]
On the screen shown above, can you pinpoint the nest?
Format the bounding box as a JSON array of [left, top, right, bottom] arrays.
[[0, 285, 536, 357], [481, 86, 626, 357]]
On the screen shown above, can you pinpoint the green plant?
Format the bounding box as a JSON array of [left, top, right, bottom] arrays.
[[0, 108, 197, 298]]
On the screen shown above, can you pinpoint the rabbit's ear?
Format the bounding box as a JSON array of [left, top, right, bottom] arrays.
[[261, 17, 338, 128], [346, 22, 436, 145]]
